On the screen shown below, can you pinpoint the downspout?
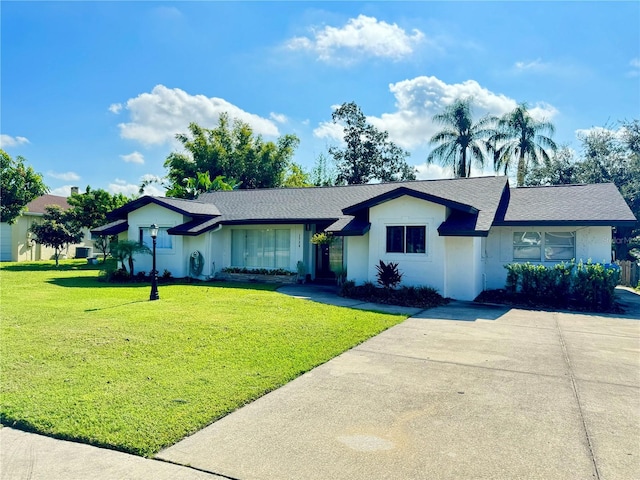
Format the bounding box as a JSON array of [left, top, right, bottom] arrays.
[[208, 224, 222, 278]]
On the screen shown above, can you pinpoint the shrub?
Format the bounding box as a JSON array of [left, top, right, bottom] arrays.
[[162, 269, 173, 280], [221, 267, 295, 276], [499, 260, 620, 311], [135, 271, 147, 282], [375, 260, 403, 289], [340, 281, 447, 309]]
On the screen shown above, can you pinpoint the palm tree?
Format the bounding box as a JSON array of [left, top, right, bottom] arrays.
[[111, 240, 150, 276], [491, 103, 557, 186], [427, 98, 496, 178]]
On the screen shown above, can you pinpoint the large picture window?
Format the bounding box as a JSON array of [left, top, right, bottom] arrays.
[[513, 231, 575, 261], [231, 229, 290, 269], [386, 226, 426, 254]]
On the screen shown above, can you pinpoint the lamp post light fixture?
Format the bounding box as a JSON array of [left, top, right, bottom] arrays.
[[149, 223, 160, 301]]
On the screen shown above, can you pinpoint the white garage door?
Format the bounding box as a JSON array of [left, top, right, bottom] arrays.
[[0, 222, 13, 261]]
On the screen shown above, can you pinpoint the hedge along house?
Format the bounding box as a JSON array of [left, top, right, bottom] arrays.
[[92, 176, 636, 301]]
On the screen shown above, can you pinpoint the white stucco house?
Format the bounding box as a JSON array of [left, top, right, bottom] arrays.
[[0, 193, 91, 262], [92, 176, 636, 301]]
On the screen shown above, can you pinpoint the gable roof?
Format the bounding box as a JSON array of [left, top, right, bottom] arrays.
[[494, 183, 637, 227], [107, 196, 220, 219], [24, 194, 70, 215], [96, 177, 637, 238], [195, 176, 509, 236]]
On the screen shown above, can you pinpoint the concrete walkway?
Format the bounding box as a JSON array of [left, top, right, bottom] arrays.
[[2, 287, 639, 479]]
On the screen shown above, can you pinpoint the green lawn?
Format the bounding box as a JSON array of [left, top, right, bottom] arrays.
[[0, 260, 406, 457]]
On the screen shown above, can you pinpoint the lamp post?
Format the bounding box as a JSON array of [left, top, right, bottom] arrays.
[[149, 223, 160, 301]]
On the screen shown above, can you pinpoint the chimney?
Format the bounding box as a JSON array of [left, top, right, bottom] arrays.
[[71, 186, 79, 195]]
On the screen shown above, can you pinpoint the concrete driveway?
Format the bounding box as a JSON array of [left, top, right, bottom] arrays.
[[158, 290, 640, 480]]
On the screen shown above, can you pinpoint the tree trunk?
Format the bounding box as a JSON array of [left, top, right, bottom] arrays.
[[516, 152, 526, 186]]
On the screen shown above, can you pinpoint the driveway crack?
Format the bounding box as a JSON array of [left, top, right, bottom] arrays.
[[554, 312, 601, 480]]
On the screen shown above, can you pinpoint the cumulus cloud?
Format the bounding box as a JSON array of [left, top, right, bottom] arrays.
[[109, 103, 123, 114], [0, 134, 30, 148], [286, 14, 424, 64], [314, 75, 559, 150], [47, 171, 80, 181], [629, 57, 640, 77], [117, 85, 280, 147], [120, 151, 145, 164], [414, 162, 488, 180]]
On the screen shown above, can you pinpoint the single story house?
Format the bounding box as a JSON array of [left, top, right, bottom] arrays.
[[92, 176, 636, 301], [0, 192, 92, 262]]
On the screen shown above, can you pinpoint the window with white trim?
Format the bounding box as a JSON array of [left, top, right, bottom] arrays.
[[513, 231, 575, 261], [140, 227, 173, 250], [231, 229, 290, 269], [386, 226, 426, 254]]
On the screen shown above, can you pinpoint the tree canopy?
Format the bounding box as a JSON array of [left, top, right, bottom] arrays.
[[427, 98, 495, 178], [153, 114, 300, 198], [328, 102, 416, 185], [0, 149, 48, 224], [491, 103, 557, 187], [67, 186, 130, 229]]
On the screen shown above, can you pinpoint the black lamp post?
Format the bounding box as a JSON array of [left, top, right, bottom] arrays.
[[149, 223, 160, 301]]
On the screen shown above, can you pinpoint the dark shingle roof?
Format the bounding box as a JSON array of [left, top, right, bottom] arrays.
[[108, 196, 220, 220], [494, 183, 637, 226], [91, 219, 128, 236], [198, 176, 508, 235], [98, 177, 636, 237]]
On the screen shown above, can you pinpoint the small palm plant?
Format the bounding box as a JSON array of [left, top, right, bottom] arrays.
[[376, 260, 403, 289]]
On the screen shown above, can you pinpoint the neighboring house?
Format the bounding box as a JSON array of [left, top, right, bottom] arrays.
[[92, 176, 637, 301], [0, 193, 91, 262]]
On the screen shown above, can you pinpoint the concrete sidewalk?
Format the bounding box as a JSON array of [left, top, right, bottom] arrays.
[[3, 287, 639, 479], [158, 288, 640, 480]]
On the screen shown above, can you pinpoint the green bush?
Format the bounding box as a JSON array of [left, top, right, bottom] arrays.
[[340, 281, 447, 309], [499, 260, 620, 311]]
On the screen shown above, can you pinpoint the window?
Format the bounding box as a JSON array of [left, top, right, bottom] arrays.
[[140, 227, 173, 250], [513, 232, 541, 260], [231, 229, 290, 269], [544, 232, 575, 260], [386, 226, 426, 254], [513, 231, 575, 261]]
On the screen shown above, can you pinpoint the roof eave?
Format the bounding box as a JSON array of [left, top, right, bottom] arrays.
[[494, 220, 637, 227]]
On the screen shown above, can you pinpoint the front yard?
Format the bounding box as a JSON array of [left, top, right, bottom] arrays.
[[0, 261, 406, 457]]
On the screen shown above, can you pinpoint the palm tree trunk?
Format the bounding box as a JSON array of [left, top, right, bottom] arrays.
[[517, 152, 526, 186]]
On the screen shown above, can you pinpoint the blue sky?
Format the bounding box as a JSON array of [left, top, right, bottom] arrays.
[[2, 1, 639, 196]]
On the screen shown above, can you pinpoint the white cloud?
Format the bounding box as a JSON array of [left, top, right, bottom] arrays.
[[0, 134, 30, 148], [313, 76, 558, 149], [414, 162, 490, 180], [575, 125, 626, 140], [269, 112, 288, 124], [117, 85, 280, 147], [286, 14, 424, 64], [313, 121, 346, 143], [47, 171, 80, 181], [514, 58, 549, 72], [108, 103, 123, 114], [49, 185, 75, 196], [120, 151, 145, 164], [108, 176, 165, 197], [629, 57, 640, 77]]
